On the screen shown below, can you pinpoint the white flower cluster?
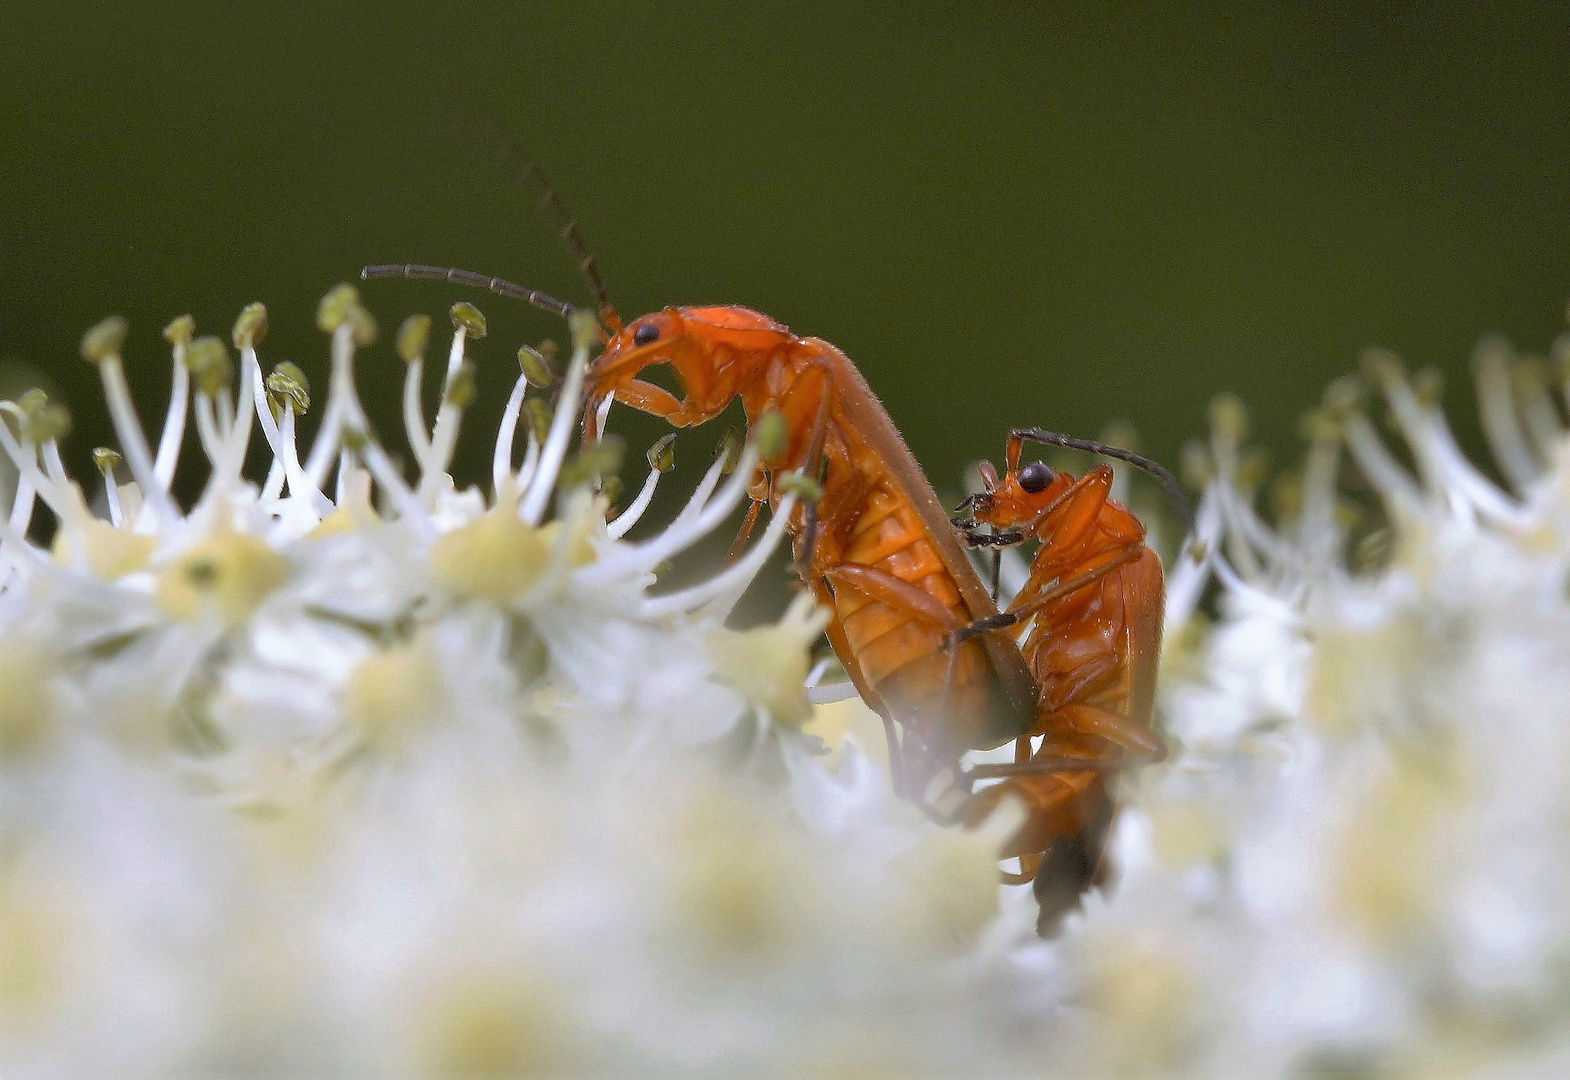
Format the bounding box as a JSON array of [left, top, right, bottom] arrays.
[[6, 286, 1570, 1078], [1059, 331, 1570, 1078], [0, 290, 1039, 1079]]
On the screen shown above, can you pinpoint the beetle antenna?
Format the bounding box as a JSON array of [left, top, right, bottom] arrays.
[[359, 265, 575, 321], [1011, 427, 1193, 534], [493, 136, 622, 334]]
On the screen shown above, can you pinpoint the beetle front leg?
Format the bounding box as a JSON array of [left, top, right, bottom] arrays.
[[610, 378, 686, 421]]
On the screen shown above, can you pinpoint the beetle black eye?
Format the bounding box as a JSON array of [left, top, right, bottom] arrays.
[[1017, 461, 1054, 494], [633, 323, 660, 346]]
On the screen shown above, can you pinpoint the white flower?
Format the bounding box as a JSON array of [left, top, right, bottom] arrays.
[[9, 283, 1570, 1078], [1078, 326, 1570, 1076], [0, 288, 1036, 1079]]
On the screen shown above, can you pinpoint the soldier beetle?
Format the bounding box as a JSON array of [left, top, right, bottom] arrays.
[[952, 428, 1182, 933], [361, 163, 1182, 933], [363, 182, 1040, 803], [580, 303, 1055, 793]]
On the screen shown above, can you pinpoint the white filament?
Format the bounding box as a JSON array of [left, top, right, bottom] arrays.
[[402, 355, 432, 464], [518, 345, 589, 527], [152, 340, 190, 487], [97, 355, 180, 522], [493, 373, 529, 497], [640, 492, 797, 619], [606, 466, 662, 540]]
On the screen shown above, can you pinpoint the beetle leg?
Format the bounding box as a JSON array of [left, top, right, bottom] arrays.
[[1007, 544, 1143, 621], [769, 360, 835, 578], [822, 564, 965, 633], [955, 527, 1026, 548], [961, 754, 1120, 781], [1053, 703, 1166, 762], [951, 611, 1019, 644], [820, 562, 969, 800], [610, 378, 685, 421], [798, 508, 819, 582], [961, 704, 1164, 781], [963, 756, 1116, 782], [956, 764, 1098, 884], [725, 498, 764, 565], [1002, 853, 1042, 886]]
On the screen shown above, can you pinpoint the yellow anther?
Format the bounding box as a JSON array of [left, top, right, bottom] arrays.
[[91, 447, 122, 474], [1099, 419, 1139, 452], [162, 314, 195, 346], [568, 310, 599, 352], [398, 314, 432, 363], [517, 344, 555, 388], [346, 304, 378, 347], [22, 401, 70, 445], [1411, 367, 1444, 409], [1359, 346, 1406, 389], [232, 301, 268, 349], [1207, 393, 1248, 443], [776, 472, 823, 503], [315, 284, 361, 333], [646, 433, 677, 473], [1236, 447, 1270, 490], [713, 427, 742, 475], [1321, 375, 1366, 418], [184, 336, 232, 395], [1271, 471, 1303, 521], [80, 315, 129, 364], [557, 436, 624, 491], [266, 362, 311, 416], [753, 408, 788, 459], [18, 390, 70, 444], [1297, 409, 1341, 443], [449, 301, 487, 339]]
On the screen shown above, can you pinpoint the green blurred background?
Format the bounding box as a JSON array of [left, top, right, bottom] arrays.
[[3, 1, 1569, 512]]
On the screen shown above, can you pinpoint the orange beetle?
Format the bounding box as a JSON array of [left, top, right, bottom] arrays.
[[952, 427, 1173, 933], [362, 182, 1180, 932], [363, 156, 1041, 792], [583, 303, 1045, 794], [359, 262, 1038, 800]]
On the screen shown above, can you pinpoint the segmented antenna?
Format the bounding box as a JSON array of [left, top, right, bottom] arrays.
[[492, 136, 622, 333], [359, 264, 575, 320], [1012, 427, 1194, 533]]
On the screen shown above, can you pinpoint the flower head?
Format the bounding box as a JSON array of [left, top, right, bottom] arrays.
[[0, 288, 1049, 1078], [9, 285, 1570, 1077]]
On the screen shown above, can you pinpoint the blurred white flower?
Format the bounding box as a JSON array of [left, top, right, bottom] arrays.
[[0, 290, 1035, 1079], [7, 288, 1570, 1078], [1084, 328, 1570, 1077]]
